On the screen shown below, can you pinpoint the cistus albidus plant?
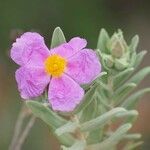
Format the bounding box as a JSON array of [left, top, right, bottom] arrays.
[[9, 27, 150, 150]]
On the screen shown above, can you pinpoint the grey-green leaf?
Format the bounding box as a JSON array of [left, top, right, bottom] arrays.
[[113, 83, 137, 104], [128, 67, 150, 85], [51, 27, 66, 48], [133, 50, 147, 68], [61, 140, 86, 150], [26, 101, 66, 129], [129, 35, 139, 52], [88, 123, 132, 150], [55, 121, 78, 136], [123, 133, 141, 140], [123, 141, 143, 150], [74, 84, 97, 114], [97, 28, 110, 53], [116, 110, 138, 118], [122, 88, 150, 109], [26, 101, 75, 146], [114, 68, 134, 88], [80, 107, 126, 132]]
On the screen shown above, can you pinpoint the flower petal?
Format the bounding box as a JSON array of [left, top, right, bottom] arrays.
[[66, 49, 101, 84], [50, 37, 87, 59], [48, 74, 84, 112], [15, 66, 50, 99], [68, 37, 87, 51], [11, 32, 50, 66]]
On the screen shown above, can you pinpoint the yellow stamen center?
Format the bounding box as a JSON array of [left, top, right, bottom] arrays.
[[44, 54, 67, 77]]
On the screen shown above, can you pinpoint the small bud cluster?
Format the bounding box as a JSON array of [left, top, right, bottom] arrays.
[[99, 30, 130, 71]]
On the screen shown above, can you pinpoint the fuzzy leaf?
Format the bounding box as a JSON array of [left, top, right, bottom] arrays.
[[55, 121, 78, 136], [116, 110, 138, 118], [96, 91, 110, 109], [123, 133, 141, 140], [113, 83, 137, 104], [80, 107, 126, 132], [97, 50, 111, 71], [80, 98, 98, 123], [51, 27, 66, 48], [129, 52, 137, 67], [26, 101, 66, 129], [88, 124, 132, 150], [97, 28, 110, 53], [122, 88, 150, 109], [133, 50, 147, 68], [128, 67, 150, 84], [62, 140, 86, 150], [129, 35, 139, 52], [26, 101, 75, 146], [96, 80, 110, 91], [123, 141, 143, 150], [74, 84, 97, 114], [114, 57, 150, 89], [82, 71, 107, 90], [114, 68, 134, 88]]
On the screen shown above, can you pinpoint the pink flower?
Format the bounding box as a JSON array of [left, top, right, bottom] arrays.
[[11, 32, 101, 112]]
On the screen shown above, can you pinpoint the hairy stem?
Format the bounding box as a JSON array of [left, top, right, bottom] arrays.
[[9, 104, 35, 150], [9, 105, 27, 150], [14, 115, 36, 150]]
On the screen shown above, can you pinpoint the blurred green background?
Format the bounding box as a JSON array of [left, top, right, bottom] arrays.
[[0, 0, 150, 149]]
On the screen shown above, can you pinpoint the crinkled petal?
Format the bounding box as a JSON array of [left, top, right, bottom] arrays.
[[48, 74, 84, 112], [15, 66, 50, 99], [68, 37, 87, 51], [50, 37, 87, 58], [66, 49, 101, 84], [11, 32, 50, 66]]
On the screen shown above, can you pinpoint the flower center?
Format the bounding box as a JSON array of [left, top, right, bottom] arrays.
[[44, 55, 67, 77]]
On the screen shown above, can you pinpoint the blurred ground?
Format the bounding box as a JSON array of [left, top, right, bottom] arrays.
[[0, 0, 150, 149]]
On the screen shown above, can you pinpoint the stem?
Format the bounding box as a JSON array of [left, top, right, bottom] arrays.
[[9, 105, 27, 150], [14, 115, 36, 150], [70, 115, 86, 141]]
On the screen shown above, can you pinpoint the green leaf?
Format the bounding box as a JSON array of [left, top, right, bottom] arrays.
[[123, 133, 141, 140], [74, 84, 97, 114], [129, 35, 139, 52], [103, 123, 132, 143], [114, 68, 134, 88], [114, 58, 129, 71], [128, 67, 150, 85], [61, 140, 86, 150], [116, 110, 138, 118], [114, 55, 150, 89], [80, 107, 126, 132], [26, 101, 75, 146], [81, 91, 105, 143], [97, 50, 111, 71], [97, 28, 110, 53], [26, 101, 66, 129], [113, 83, 137, 104], [96, 80, 110, 91], [88, 124, 132, 150], [133, 50, 147, 68], [123, 141, 143, 150], [80, 98, 98, 123], [122, 88, 150, 109], [55, 121, 78, 136], [128, 52, 137, 67], [96, 91, 110, 109], [81, 71, 107, 90], [51, 27, 66, 48]]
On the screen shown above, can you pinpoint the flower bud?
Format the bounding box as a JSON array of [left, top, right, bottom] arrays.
[[104, 54, 114, 68], [114, 58, 129, 70], [108, 30, 127, 58]]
